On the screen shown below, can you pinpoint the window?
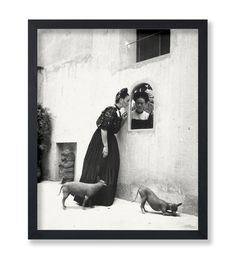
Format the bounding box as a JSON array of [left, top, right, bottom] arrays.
[[130, 83, 154, 130], [136, 29, 170, 62]]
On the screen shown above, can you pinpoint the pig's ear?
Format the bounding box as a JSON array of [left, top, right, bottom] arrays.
[[96, 176, 100, 182], [177, 203, 182, 207]]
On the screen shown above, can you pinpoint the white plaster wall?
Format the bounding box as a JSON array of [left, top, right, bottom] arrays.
[[115, 30, 198, 214], [38, 29, 198, 214]]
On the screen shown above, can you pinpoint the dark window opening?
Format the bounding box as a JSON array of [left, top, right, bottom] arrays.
[[136, 29, 170, 62]]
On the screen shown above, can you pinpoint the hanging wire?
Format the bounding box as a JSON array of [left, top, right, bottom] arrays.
[[126, 32, 161, 47]]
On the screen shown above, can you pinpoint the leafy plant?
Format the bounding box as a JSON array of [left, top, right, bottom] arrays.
[[37, 104, 52, 180]]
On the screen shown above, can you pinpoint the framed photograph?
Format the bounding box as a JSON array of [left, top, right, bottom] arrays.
[[28, 20, 207, 239]]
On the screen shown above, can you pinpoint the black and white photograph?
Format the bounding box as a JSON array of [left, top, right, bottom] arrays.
[[5, 0, 236, 255], [29, 20, 207, 239]]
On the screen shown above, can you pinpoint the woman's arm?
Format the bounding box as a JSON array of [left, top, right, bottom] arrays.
[[101, 129, 108, 158], [121, 111, 128, 127]]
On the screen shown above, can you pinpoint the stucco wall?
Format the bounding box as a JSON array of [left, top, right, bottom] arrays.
[[115, 30, 198, 215], [38, 29, 198, 215]]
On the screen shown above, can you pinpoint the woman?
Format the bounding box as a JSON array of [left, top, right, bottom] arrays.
[[131, 91, 153, 129], [74, 88, 130, 206]]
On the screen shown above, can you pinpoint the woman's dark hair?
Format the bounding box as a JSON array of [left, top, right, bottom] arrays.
[[115, 88, 129, 103], [133, 91, 149, 103]]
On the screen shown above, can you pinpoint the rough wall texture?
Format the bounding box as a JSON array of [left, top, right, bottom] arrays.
[[38, 29, 198, 215]]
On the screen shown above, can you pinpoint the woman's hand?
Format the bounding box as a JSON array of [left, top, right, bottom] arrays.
[[102, 145, 109, 158], [122, 111, 128, 120]]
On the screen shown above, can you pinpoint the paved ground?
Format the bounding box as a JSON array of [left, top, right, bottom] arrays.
[[37, 181, 198, 230]]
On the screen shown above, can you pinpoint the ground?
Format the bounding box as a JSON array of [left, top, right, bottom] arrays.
[[37, 181, 198, 230]]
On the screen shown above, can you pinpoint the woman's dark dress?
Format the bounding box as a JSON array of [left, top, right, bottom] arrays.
[[74, 106, 122, 206], [131, 113, 153, 129]]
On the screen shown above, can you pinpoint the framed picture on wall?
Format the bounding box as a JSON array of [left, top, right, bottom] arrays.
[[28, 19, 207, 239]]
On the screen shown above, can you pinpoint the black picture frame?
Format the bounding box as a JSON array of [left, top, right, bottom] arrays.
[[28, 19, 207, 239]]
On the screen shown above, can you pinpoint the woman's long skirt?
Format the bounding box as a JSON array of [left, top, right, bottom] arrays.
[[74, 128, 120, 206]]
